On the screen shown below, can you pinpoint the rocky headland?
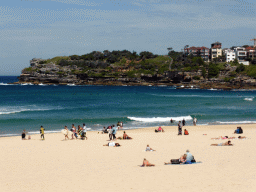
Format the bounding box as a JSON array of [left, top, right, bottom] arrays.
[[15, 50, 256, 90]]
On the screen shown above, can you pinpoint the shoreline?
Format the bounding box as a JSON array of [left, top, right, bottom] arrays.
[[8, 81, 256, 90], [1, 123, 255, 139]]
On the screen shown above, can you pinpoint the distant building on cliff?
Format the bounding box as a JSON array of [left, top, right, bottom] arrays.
[[184, 46, 210, 61], [246, 46, 256, 59], [225, 49, 236, 63], [210, 42, 222, 61]]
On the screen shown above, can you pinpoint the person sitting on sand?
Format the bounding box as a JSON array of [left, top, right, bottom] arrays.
[[142, 158, 155, 167], [155, 126, 164, 132], [146, 145, 155, 151], [103, 142, 121, 147], [185, 150, 195, 164], [234, 127, 243, 134], [21, 129, 26, 140], [211, 140, 233, 146], [117, 131, 133, 140], [184, 129, 189, 135], [123, 131, 132, 139]]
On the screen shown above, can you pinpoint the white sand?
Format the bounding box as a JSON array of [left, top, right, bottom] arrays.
[[0, 124, 255, 192]]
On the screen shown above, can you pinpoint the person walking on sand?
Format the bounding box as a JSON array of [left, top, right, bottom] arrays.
[[178, 121, 182, 135], [40, 126, 45, 140], [193, 117, 197, 126]]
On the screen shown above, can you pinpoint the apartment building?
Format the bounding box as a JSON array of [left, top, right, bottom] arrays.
[[230, 46, 249, 65], [184, 46, 209, 61], [225, 49, 236, 62], [246, 46, 256, 59], [210, 42, 222, 61]]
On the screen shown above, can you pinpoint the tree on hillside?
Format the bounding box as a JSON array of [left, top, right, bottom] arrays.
[[208, 63, 219, 78]]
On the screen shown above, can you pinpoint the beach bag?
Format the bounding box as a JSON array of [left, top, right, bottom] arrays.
[[171, 159, 180, 164]]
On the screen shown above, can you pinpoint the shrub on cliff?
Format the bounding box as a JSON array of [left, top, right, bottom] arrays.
[[208, 63, 219, 78]]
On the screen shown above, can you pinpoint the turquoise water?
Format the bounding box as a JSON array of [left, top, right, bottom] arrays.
[[0, 76, 256, 136]]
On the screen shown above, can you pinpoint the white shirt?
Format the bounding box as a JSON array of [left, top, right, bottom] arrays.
[[186, 152, 193, 161], [108, 142, 115, 147], [83, 126, 87, 132]]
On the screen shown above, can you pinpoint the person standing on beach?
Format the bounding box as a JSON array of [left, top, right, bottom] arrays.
[[71, 124, 75, 139], [108, 126, 113, 140], [112, 125, 117, 140], [64, 126, 69, 140], [83, 123, 87, 140], [22, 129, 26, 140], [193, 117, 197, 126], [120, 121, 123, 129], [178, 121, 182, 135], [40, 126, 45, 140], [182, 119, 186, 126]]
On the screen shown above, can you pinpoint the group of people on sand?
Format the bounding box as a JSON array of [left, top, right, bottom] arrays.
[[65, 124, 88, 140], [178, 120, 190, 135], [21, 129, 31, 140], [210, 127, 246, 146], [142, 149, 196, 167]]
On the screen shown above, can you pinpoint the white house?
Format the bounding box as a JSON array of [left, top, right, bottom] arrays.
[[225, 49, 236, 62], [233, 47, 249, 65]]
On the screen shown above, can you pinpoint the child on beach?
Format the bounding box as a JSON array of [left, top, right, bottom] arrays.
[[146, 145, 155, 151], [40, 126, 45, 140], [63, 126, 69, 140]]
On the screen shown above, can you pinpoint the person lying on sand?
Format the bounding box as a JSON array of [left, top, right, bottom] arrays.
[[238, 136, 246, 139], [211, 140, 233, 146], [211, 136, 229, 140], [179, 154, 187, 164], [103, 142, 121, 147], [146, 145, 155, 151], [142, 158, 155, 167], [165, 154, 187, 164]]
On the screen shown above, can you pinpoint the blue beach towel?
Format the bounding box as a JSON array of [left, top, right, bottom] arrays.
[[165, 161, 202, 165]]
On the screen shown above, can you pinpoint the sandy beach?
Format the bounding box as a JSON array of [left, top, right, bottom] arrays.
[[0, 124, 255, 192]]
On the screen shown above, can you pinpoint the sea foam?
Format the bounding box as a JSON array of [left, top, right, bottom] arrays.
[[127, 116, 192, 122], [217, 121, 256, 124], [0, 105, 63, 115]]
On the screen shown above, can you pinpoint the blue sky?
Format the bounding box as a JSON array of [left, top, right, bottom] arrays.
[[0, 0, 256, 75]]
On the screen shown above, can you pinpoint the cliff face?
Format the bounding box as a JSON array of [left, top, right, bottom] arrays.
[[17, 57, 256, 89]]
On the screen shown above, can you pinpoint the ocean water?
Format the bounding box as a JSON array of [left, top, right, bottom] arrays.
[[0, 76, 256, 137]]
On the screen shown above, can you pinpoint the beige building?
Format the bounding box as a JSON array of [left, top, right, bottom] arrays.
[[210, 42, 222, 61]]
